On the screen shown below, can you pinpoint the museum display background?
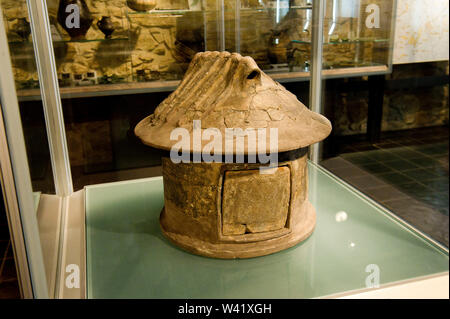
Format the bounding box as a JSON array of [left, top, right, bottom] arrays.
[[0, 0, 448, 298], [2, 0, 447, 189], [3, 0, 394, 87]]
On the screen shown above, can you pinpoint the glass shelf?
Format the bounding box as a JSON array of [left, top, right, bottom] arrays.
[[127, 9, 201, 15], [8, 37, 129, 45], [8, 40, 33, 45], [291, 38, 390, 45], [16, 63, 392, 101], [55, 37, 129, 44], [126, 5, 312, 15], [85, 162, 448, 298]]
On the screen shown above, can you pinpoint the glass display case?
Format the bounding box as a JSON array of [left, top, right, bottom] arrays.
[[1, 0, 448, 300], [3, 0, 395, 101]]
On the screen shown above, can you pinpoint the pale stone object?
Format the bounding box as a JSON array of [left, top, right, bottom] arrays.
[[136, 51, 332, 258], [126, 0, 157, 11]]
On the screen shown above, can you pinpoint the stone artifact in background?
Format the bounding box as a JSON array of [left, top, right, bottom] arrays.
[[126, 0, 157, 12], [97, 16, 115, 39], [57, 0, 93, 40], [156, 0, 189, 10], [14, 18, 31, 41], [135, 51, 332, 258]]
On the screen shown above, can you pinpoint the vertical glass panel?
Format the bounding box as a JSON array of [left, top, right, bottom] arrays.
[[1, 0, 60, 298], [1, 0, 55, 194], [319, 0, 449, 247]]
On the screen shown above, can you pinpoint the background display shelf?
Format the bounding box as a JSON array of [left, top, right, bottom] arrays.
[[15, 64, 389, 101], [85, 162, 448, 298], [126, 5, 313, 15], [292, 38, 390, 45], [6, 0, 394, 97]]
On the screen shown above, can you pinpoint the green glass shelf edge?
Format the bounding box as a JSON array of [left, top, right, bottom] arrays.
[[10, 37, 388, 46], [8, 38, 129, 45], [57, 37, 129, 43], [291, 38, 390, 45], [85, 162, 448, 299], [32, 191, 41, 213]]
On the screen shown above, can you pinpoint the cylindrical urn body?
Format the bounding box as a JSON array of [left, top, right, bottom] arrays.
[[159, 154, 316, 259]]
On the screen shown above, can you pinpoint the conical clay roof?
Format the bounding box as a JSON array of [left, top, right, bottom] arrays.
[[135, 51, 332, 154]]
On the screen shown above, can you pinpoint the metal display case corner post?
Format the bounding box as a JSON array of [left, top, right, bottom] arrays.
[[216, 0, 226, 51], [309, 0, 325, 164], [235, 0, 241, 53], [367, 0, 397, 143], [0, 4, 49, 299], [26, 0, 73, 197], [387, 0, 398, 74]]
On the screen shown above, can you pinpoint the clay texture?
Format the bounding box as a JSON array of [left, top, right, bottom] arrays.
[[159, 156, 314, 259], [222, 167, 290, 235]]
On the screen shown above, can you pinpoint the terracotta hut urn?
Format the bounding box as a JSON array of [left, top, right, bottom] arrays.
[[135, 51, 332, 259], [57, 0, 93, 41]]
